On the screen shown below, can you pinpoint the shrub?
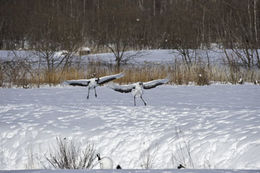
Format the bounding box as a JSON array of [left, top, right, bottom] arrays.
[[45, 137, 96, 169], [140, 145, 158, 169], [195, 66, 209, 85], [171, 127, 194, 169]]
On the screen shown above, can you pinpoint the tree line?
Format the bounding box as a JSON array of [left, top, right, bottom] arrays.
[[0, 0, 259, 50], [1, 0, 260, 71], [1, 0, 260, 87]]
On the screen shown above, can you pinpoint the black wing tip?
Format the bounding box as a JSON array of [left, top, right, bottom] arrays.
[[109, 83, 132, 93], [114, 88, 132, 93], [69, 83, 88, 87], [143, 79, 169, 89], [98, 73, 124, 85], [65, 80, 90, 87], [98, 77, 117, 85]]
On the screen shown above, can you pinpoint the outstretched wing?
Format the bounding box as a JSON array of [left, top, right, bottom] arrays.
[[65, 79, 90, 87], [143, 78, 169, 89], [108, 83, 134, 93], [98, 73, 124, 85]]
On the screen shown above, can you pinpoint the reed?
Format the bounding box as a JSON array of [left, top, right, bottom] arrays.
[[1, 59, 260, 87]]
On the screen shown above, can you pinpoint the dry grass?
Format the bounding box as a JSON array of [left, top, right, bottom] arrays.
[[46, 137, 96, 169], [1, 59, 260, 88], [44, 63, 260, 85]]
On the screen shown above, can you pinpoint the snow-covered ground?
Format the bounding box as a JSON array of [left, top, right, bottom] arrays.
[[0, 49, 238, 65], [0, 84, 260, 171], [0, 169, 259, 173]]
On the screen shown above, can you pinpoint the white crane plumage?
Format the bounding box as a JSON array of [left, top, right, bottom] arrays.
[[109, 78, 169, 106], [96, 153, 113, 169], [65, 73, 124, 99]]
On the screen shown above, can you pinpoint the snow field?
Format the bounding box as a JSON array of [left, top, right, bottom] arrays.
[[0, 84, 260, 170]]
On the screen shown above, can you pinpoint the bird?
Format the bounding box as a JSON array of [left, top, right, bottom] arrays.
[[65, 73, 124, 99], [254, 80, 259, 85], [96, 153, 113, 169], [108, 78, 169, 106], [116, 165, 122, 169], [177, 164, 185, 169], [238, 76, 244, 84]]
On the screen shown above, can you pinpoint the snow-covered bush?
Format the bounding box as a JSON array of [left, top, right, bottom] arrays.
[[45, 137, 96, 169], [140, 145, 158, 169], [171, 128, 194, 169]]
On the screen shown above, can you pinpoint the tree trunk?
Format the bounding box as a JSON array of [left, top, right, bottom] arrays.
[[254, 0, 258, 43]]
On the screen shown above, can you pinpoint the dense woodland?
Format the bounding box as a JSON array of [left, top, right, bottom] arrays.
[[1, 0, 260, 50]]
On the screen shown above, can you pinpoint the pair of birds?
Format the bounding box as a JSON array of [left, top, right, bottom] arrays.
[[65, 72, 169, 106]]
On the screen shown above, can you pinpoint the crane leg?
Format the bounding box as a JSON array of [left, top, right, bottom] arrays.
[[140, 96, 147, 106], [94, 87, 97, 98], [87, 87, 90, 99]]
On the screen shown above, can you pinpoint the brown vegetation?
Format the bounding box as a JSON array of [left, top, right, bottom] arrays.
[[1, 58, 260, 88]]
